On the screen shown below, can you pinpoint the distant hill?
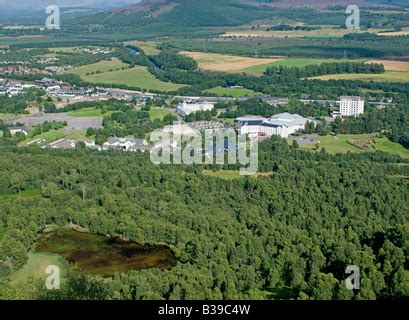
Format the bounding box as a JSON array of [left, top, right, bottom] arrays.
[[66, 0, 408, 37]]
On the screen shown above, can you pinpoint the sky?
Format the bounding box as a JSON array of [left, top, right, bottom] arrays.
[[0, 0, 141, 9]]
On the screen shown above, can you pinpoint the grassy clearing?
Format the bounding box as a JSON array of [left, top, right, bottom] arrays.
[[68, 108, 112, 117], [18, 130, 66, 146], [63, 59, 129, 76], [149, 108, 172, 121], [203, 170, 272, 180], [124, 40, 160, 55], [310, 71, 409, 83], [81, 66, 185, 92], [203, 170, 243, 180], [0, 227, 6, 241], [221, 25, 387, 38], [205, 86, 259, 97], [0, 189, 42, 201], [18, 129, 90, 146], [296, 134, 409, 158], [0, 113, 16, 119], [11, 252, 68, 283], [181, 51, 282, 73], [373, 138, 409, 159], [48, 46, 82, 53]]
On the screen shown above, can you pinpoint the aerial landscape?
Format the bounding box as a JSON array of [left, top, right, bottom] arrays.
[[0, 0, 408, 309]]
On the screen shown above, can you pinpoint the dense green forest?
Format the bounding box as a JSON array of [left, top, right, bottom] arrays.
[[0, 137, 407, 300]]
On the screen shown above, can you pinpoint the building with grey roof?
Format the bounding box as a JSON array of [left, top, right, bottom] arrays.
[[237, 113, 313, 138], [102, 137, 150, 152]]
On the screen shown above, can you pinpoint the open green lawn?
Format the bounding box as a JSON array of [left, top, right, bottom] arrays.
[[18, 130, 66, 146], [81, 66, 185, 92], [0, 189, 42, 202], [68, 107, 112, 117], [310, 71, 409, 83], [203, 170, 272, 179], [64, 59, 129, 76], [203, 170, 244, 180], [149, 108, 172, 121], [296, 134, 409, 158], [11, 252, 68, 283], [374, 138, 409, 159], [19, 129, 90, 146], [0, 113, 16, 119], [0, 227, 6, 241], [243, 58, 366, 75], [205, 86, 259, 97]]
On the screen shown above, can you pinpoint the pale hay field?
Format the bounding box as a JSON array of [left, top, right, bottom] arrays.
[[180, 51, 283, 72]]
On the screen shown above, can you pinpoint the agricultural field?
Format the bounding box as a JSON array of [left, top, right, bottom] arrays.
[[221, 25, 388, 39], [180, 51, 282, 73], [63, 59, 129, 76], [80, 65, 185, 92], [123, 40, 160, 55], [366, 60, 409, 72], [205, 86, 259, 97], [243, 58, 365, 74], [310, 71, 409, 83]]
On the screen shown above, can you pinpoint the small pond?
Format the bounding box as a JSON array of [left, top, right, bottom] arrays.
[[36, 229, 177, 277]]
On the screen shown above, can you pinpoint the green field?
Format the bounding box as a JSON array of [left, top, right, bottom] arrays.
[[0, 227, 6, 241], [243, 58, 365, 75], [68, 108, 112, 117], [373, 137, 409, 159], [81, 66, 185, 92], [148, 108, 172, 121], [0, 113, 16, 119], [11, 252, 68, 283], [205, 86, 259, 97], [123, 40, 160, 55], [19, 129, 90, 146], [64, 59, 129, 76], [296, 134, 409, 158], [310, 71, 409, 83], [0, 189, 42, 201]]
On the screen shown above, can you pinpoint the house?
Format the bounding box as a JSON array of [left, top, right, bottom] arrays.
[[176, 102, 214, 117], [8, 126, 28, 136], [339, 96, 365, 117], [237, 113, 312, 138], [102, 138, 150, 152]]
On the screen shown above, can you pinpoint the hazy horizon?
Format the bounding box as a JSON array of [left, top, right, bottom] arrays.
[[0, 0, 141, 9]]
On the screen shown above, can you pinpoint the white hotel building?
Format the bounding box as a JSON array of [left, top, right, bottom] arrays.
[[339, 96, 365, 117], [176, 102, 214, 118], [237, 113, 311, 138]]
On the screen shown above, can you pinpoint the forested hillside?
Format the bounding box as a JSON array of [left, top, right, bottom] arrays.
[[0, 139, 408, 300]]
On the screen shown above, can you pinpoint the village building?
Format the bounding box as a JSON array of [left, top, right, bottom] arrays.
[[237, 113, 312, 138]]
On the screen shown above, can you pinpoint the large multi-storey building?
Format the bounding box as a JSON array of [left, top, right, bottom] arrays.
[[339, 96, 365, 117], [237, 113, 311, 138]]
